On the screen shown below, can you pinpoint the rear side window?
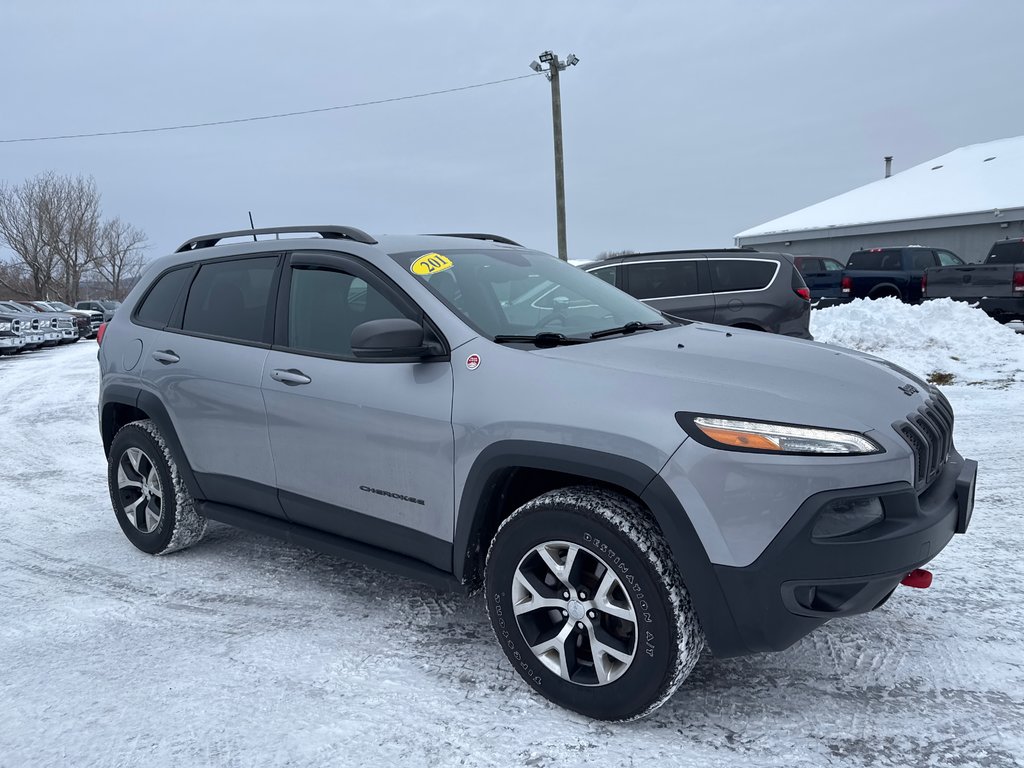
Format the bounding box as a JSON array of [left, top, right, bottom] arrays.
[[134, 267, 191, 328], [910, 250, 937, 270], [847, 250, 901, 270], [627, 261, 701, 299], [987, 241, 1024, 265], [708, 259, 777, 292], [182, 257, 277, 343]]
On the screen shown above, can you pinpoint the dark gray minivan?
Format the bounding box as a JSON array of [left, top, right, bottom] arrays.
[[580, 249, 812, 339]]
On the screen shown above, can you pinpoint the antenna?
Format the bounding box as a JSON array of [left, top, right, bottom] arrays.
[[248, 211, 257, 242]]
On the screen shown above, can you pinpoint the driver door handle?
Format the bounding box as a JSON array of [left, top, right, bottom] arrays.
[[271, 368, 312, 386], [152, 350, 180, 365]]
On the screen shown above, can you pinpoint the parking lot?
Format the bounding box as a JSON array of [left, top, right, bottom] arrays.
[[1, 301, 1022, 768]]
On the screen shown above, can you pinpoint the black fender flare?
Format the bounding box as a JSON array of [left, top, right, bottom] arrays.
[[453, 440, 743, 656], [101, 385, 206, 502]]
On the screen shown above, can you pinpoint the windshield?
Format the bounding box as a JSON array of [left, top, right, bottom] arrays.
[[49, 301, 73, 311], [99, 300, 120, 309], [390, 248, 670, 339]]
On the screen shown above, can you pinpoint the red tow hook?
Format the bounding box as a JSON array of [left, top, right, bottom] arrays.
[[901, 569, 933, 589]]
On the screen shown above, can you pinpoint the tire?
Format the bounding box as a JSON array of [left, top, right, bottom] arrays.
[[107, 419, 207, 555], [485, 486, 704, 721], [869, 287, 901, 301]]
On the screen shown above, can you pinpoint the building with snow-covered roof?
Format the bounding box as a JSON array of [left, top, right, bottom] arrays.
[[735, 136, 1024, 264]]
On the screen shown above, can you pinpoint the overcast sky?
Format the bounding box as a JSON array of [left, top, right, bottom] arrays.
[[3, 0, 1023, 261]]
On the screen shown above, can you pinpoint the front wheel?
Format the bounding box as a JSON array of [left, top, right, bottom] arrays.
[[485, 486, 704, 720]]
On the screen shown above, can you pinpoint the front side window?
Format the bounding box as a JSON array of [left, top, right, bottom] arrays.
[[823, 258, 844, 271], [391, 248, 668, 339], [287, 266, 409, 357], [627, 261, 701, 299], [936, 250, 962, 266], [135, 267, 192, 329], [182, 257, 277, 343], [708, 259, 777, 292]]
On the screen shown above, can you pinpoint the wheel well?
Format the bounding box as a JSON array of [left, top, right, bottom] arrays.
[[459, 467, 642, 588], [869, 284, 901, 300], [101, 402, 149, 456]]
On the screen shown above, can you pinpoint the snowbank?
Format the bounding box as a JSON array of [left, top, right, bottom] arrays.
[[811, 298, 1024, 386]]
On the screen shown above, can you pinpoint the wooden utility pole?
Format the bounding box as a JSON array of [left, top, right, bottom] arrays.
[[531, 51, 579, 261]]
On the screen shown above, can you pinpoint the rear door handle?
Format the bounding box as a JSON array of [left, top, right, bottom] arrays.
[[271, 368, 312, 386], [152, 350, 180, 365]]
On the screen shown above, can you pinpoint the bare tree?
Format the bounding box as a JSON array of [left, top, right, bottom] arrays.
[[0, 174, 61, 297], [45, 175, 102, 302], [95, 217, 147, 299], [594, 249, 636, 260], [0, 172, 146, 302]]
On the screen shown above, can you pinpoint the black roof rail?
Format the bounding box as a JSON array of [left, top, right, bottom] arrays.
[[423, 233, 522, 247], [175, 225, 377, 253], [605, 247, 758, 260]]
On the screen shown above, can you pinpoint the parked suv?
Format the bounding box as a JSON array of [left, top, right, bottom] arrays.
[[579, 249, 812, 338], [98, 226, 976, 721]]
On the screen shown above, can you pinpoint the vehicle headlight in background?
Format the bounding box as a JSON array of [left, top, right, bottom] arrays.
[[679, 414, 883, 455], [0, 322, 10, 331]]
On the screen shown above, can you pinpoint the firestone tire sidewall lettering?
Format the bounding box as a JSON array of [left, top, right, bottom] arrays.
[[486, 508, 677, 721]]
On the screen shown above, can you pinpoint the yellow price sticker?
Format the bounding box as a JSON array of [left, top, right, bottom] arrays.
[[411, 252, 454, 275]]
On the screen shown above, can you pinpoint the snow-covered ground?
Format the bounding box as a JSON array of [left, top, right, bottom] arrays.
[[1, 302, 1022, 768]]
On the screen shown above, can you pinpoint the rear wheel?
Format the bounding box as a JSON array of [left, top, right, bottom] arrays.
[[107, 420, 207, 555], [485, 486, 704, 720], [869, 286, 901, 301]]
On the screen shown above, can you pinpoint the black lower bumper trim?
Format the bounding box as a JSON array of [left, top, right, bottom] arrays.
[[705, 450, 973, 656]]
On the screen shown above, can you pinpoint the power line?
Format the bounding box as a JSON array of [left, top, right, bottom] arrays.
[[0, 73, 541, 144]]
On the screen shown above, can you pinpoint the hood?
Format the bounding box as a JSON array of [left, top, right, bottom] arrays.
[[533, 324, 935, 436]]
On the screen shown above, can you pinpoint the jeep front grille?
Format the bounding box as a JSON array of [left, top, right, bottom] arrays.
[[894, 397, 954, 490]]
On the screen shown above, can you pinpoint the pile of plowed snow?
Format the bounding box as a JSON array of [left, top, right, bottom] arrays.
[[811, 297, 1024, 386]]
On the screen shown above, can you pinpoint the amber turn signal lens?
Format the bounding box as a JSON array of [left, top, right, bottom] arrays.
[[696, 426, 781, 451]]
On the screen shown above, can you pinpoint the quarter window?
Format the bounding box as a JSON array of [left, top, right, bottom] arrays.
[[708, 259, 776, 292], [181, 257, 277, 343], [627, 261, 701, 299], [287, 267, 408, 357], [589, 266, 621, 288], [135, 267, 191, 328]]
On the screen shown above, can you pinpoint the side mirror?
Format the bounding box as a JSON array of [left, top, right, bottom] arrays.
[[351, 318, 438, 359]]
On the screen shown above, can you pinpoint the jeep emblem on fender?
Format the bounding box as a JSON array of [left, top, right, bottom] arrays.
[[899, 384, 918, 396]]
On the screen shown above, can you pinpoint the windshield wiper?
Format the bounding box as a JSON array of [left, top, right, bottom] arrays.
[[492, 332, 590, 347], [589, 321, 668, 339]]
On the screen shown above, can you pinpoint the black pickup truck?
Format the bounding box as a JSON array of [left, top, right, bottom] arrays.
[[923, 239, 1024, 323], [841, 246, 965, 303]]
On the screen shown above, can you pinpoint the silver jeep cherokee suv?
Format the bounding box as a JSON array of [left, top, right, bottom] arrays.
[[98, 225, 977, 721]]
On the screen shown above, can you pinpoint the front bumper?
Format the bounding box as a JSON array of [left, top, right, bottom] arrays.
[[0, 335, 25, 350], [707, 451, 975, 655]]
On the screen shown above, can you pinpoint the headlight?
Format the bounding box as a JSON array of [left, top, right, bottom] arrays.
[[678, 414, 883, 455], [0, 322, 10, 331]]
